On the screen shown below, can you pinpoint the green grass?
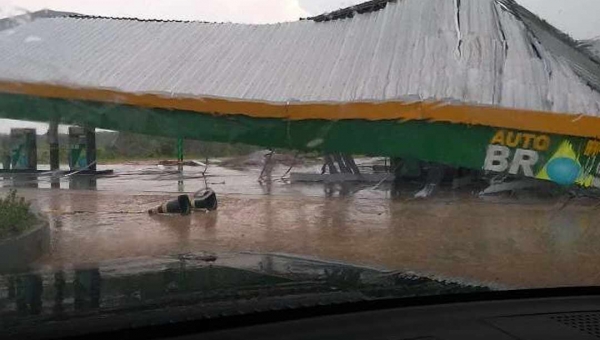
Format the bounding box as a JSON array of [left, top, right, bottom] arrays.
[[0, 190, 38, 240]]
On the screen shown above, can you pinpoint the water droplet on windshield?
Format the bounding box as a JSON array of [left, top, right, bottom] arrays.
[[306, 138, 324, 148], [24, 35, 42, 43]]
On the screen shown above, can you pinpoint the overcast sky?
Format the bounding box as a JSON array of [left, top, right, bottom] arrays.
[[0, 0, 599, 134], [1, 0, 599, 39]]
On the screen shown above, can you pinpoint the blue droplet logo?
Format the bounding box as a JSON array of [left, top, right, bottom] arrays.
[[546, 157, 581, 186]]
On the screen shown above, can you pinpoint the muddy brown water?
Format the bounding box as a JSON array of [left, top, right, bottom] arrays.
[[2, 162, 600, 289]]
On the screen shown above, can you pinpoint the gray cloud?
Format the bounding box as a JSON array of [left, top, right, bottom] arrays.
[[518, 0, 600, 40]]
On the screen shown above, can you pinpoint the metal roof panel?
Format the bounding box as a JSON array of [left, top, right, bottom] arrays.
[[0, 0, 599, 116]]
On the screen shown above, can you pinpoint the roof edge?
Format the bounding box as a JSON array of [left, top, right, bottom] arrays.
[[2, 80, 600, 140], [0, 9, 80, 31], [66, 14, 210, 24], [304, 0, 397, 22]]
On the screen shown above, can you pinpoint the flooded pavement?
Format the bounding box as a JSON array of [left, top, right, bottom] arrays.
[[2, 161, 600, 290], [1, 160, 395, 199]]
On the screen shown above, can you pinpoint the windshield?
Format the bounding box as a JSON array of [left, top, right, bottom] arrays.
[[0, 0, 600, 337]]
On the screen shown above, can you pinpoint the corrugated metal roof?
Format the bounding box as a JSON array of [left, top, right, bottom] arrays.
[[0, 0, 599, 116]]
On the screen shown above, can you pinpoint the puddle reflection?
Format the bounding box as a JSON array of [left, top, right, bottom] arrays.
[[69, 175, 97, 190], [0, 253, 484, 322]]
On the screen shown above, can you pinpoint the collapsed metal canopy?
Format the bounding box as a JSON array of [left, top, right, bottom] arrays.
[[583, 39, 600, 59], [0, 0, 599, 117], [1, 1, 600, 189]]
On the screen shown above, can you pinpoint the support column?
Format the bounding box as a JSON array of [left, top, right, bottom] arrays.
[[177, 138, 184, 172], [48, 121, 59, 171], [48, 122, 60, 188], [177, 138, 184, 192], [85, 127, 96, 172]]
